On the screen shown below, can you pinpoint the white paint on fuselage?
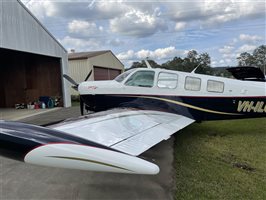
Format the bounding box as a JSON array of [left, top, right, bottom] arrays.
[[78, 68, 266, 97]]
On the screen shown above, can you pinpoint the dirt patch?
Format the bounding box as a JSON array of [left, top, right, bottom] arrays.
[[233, 162, 255, 172], [217, 153, 256, 172], [208, 132, 226, 137]]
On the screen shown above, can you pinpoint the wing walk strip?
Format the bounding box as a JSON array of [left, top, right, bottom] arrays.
[[127, 95, 242, 115]]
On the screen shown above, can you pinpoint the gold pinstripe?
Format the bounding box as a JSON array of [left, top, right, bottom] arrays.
[[47, 156, 133, 172], [127, 95, 242, 116]]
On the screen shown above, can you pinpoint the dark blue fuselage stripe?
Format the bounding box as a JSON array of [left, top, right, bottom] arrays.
[[81, 94, 266, 121]]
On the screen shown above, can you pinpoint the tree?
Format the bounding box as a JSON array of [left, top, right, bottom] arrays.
[[161, 56, 184, 71], [237, 45, 266, 74], [196, 52, 212, 74], [146, 60, 161, 68], [187, 50, 198, 63], [253, 45, 266, 74], [128, 59, 160, 70], [198, 52, 211, 67], [237, 52, 254, 66]]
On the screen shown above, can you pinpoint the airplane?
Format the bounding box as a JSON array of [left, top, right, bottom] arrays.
[[1, 61, 265, 175]]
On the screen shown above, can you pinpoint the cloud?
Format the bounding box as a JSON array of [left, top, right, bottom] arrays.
[[117, 46, 186, 61], [59, 36, 103, 52], [218, 45, 238, 59], [68, 20, 103, 38], [219, 45, 234, 54], [23, 0, 265, 38], [166, 0, 265, 27], [237, 44, 257, 53], [107, 38, 125, 46], [239, 34, 263, 43], [110, 9, 166, 37], [23, 0, 57, 18], [175, 22, 186, 31]]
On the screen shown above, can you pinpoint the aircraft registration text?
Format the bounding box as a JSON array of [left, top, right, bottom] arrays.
[[237, 101, 266, 113]]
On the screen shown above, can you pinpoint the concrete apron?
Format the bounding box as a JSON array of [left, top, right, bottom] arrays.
[[0, 107, 175, 200], [0, 108, 61, 121], [0, 139, 175, 200]]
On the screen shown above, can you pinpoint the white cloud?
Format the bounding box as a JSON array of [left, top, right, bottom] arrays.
[[117, 46, 185, 61], [219, 45, 234, 54], [175, 22, 186, 31], [218, 45, 238, 59], [110, 9, 166, 37], [23, 0, 265, 38], [218, 59, 231, 66], [167, 0, 265, 27], [237, 44, 257, 53], [211, 60, 218, 67], [23, 1, 57, 18], [68, 20, 102, 37], [117, 50, 135, 60], [239, 34, 263, 43], [107, 38, 125, 46], [59, 36, 103, 52]]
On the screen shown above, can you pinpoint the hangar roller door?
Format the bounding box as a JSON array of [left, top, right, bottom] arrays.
[[0, 48, 63, 108], [94, 66, 121, 81]]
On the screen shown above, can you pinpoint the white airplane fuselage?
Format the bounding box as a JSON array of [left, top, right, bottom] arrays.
[[78, 68, 266, 121]]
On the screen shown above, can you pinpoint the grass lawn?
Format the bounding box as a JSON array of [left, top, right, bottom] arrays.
[[71, 100, 80, 107], [174, 118, 266, 199]]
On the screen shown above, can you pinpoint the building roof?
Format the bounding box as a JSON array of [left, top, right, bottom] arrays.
[[68, 50, 110, 60], [68, 50, 124, 67], [17, 0, 67, 53]]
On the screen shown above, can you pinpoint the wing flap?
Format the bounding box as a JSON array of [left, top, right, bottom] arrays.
[[52, 109, 194, 156], [111, 115, 194, 155]]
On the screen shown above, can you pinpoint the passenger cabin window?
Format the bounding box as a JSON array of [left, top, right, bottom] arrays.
[[207, 80, 224, 93], [185, 76, 201, 91], [125, 71, 155, 87], [157, 72, 178, 89]]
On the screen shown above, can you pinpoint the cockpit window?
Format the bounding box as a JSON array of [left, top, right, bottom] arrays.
[[125, 71, 155, 87], [115, 69, 136, 83]]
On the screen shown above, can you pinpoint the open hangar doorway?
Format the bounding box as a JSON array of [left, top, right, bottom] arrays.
[[0, 48, 63, 108]]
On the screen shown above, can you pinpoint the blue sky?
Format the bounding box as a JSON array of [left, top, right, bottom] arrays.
[[22, 0, 265, 68]]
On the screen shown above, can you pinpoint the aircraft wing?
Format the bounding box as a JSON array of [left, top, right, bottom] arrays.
[[0, 109, 194, 175], [51, 109, 195, 156]]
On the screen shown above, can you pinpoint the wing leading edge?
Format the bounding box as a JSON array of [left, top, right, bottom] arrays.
[[51, 109, 195, 156]]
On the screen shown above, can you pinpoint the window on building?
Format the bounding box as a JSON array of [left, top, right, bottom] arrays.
[[125, 71, 155, 87], [185, 76, 201, 91], [157, 72, 178, 89], [207, 80, 224, 93]]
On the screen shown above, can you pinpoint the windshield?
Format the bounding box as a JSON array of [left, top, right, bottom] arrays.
[[115, 69, 136, 82]]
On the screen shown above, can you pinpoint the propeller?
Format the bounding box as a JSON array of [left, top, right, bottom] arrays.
[[63, 70, 93, 115], [63, 74, 79, 90], [80, 96, 84, 116], [84, 70, 92, 81]]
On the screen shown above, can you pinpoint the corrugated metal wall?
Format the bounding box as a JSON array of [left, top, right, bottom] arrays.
[[0, 0, 71, 107], [0, 0, 64, 57], [69, 52, 124, 95], [68, 59, 90, 95]]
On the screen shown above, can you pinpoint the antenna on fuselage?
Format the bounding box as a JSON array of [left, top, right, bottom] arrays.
[[191, 61, 202, 74], [144, 57, 152, 69]]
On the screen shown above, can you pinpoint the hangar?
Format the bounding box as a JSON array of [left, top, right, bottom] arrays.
[[68, 51, 124, 95], [0, 0, 71, 108]]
